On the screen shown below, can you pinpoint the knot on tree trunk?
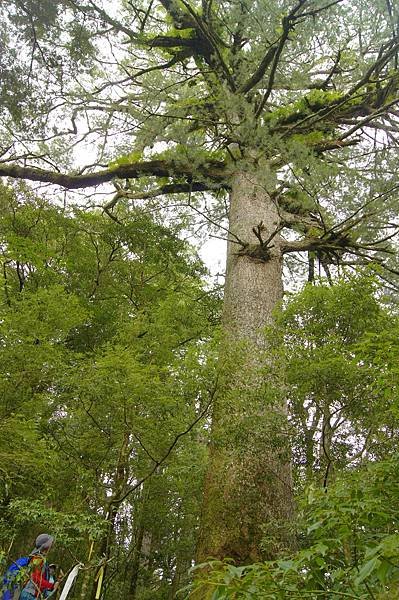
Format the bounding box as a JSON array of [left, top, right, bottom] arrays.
[[237, 243, 272, 262], [235, 221, 281, 263]]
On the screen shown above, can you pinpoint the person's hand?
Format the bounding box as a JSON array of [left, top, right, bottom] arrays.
[[53, 582, 60, 591]]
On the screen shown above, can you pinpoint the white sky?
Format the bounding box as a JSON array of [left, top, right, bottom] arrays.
[[198, 236, 227, 279]]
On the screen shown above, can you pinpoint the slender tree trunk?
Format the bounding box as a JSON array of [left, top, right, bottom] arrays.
[[90, 432, 130, 600], [89, 506, 118, 600], [129, 526, 145, 600], [169, 502, 193, 599], [79, 566, 93, 600], [197, 166, 294, 564], [128, 484, 152, 600], [321, 407, 333, 488], [170, 556, 191, 600]]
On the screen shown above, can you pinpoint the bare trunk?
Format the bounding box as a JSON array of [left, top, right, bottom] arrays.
[[197, 167, 294, 564], [223, 169, 284, 342]]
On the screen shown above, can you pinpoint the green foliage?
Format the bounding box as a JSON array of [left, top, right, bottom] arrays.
[[0, 184, 219, 595], [264, 89, 343, 130], [163, 26, 196, 39], [188, 275, 399, 598], [9, 499, 106, 544], [1, 0, 399, 597], [265, 274, 397, 485], [190, 456, 399, 598], [109, 145, 226, 173], [109, 150, 144, 169]]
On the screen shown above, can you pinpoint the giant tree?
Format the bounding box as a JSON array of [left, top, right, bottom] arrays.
[[1, 0, 399, 563]]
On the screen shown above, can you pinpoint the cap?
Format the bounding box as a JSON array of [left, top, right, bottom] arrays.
[[35, 534, 54, 551]]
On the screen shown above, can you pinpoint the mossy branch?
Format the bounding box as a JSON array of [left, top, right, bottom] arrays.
[[0, 159, 228, 189]]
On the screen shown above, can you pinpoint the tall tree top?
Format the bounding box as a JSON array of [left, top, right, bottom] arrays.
[[1, 1, 398, 176], [0, 1, 398, 282]]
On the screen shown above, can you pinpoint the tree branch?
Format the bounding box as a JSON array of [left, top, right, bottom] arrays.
[[157, 0, 236, 90], [158, 0, 194, 29], [179, 0, 236, 91], [240, 0, 308, 96], [338, 98, 399, 141], [254, 1, 345, 115], [104, 181, 227, 211], [66, 0, 139, 42], [0, 159, 228, 189], [109, 380, 218, 506]]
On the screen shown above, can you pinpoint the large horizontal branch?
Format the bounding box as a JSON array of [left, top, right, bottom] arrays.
[[0, 159, 228, 190], [148, 35, 197, 49], [281, 237, 351, 254]]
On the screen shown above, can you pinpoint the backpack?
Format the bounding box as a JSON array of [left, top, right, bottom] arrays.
[[1, 557, 31, 600]]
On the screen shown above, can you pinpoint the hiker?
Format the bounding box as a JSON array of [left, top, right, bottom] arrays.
[[43, 565, 64, 600], [19, 534, 59, 600], [43, 565, 57, 599]]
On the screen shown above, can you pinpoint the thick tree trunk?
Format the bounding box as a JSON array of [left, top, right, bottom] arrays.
[[196, 166, 294, 565], [223, 169, 284, 343]]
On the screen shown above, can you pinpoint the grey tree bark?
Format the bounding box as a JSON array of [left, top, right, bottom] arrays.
[[196, 164, 294, 564]]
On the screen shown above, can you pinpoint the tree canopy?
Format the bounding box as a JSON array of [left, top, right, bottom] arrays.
[[1, 0, 398, 275]]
